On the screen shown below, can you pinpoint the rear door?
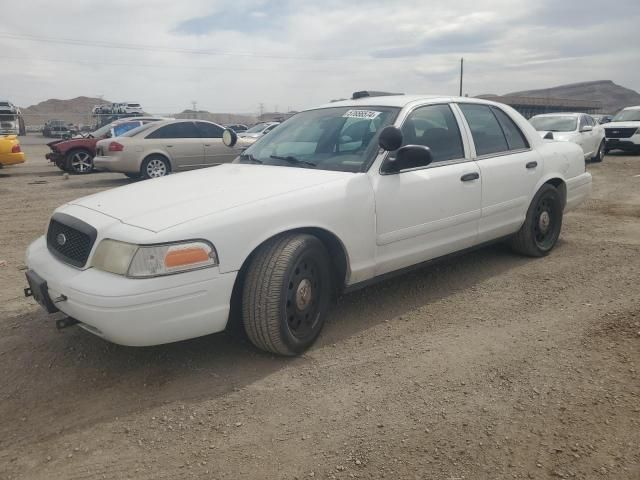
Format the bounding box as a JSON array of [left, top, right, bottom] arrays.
[[456, 103, 543, 242], [145, 121, 205, 170], [195, 121, 237, 165]]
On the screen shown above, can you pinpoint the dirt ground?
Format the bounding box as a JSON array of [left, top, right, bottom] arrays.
[[1, 136, 638, 480]]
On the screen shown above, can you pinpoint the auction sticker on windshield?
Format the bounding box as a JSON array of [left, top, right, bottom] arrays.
[[343, 110, 381, 119]]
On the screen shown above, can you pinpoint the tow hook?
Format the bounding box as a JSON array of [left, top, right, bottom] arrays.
[[56, 317, 79, 330]]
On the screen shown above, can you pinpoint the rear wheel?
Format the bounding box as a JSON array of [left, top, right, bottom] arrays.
[[242, 234, 332, 356], [65, 149, 94, 174], [591, 140, 605, 162], [511, 184, 563, 257], [141, 155, 170, 179]]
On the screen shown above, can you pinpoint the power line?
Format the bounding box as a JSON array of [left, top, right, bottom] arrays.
[[0, 31, 363, 62]]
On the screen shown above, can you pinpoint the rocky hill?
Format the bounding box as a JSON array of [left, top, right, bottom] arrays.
[[507, 80, 640, 114], [21, 96, 110, 127]]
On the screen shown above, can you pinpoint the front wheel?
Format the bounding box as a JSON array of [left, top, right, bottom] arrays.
[[65, 149, 94, 174], [510, 184, 563, 257], [242, 234, 332, 356], [141, 155, 170, 179]]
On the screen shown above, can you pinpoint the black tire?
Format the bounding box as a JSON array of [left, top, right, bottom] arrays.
[[510, 184, 563, 257], [140, 155, 170, 179], [242, 233, 332, 356], [591, 140, 605, 162], [64, 149, 94, 174]]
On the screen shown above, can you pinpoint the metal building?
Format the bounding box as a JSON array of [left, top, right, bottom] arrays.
[[476, 95, 602, 119]]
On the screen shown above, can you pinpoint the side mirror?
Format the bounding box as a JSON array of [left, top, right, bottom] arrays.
[[580, 125, 593, 133], [222, 128, 238, 147], [378, 125, 403, 151], [543, 131, 554, 140], [382, 145, 433, 173]]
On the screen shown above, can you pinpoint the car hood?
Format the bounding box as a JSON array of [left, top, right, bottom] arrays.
[[537, 131, 577, 141], [48, 137, 99, 152], [68, 164, 352, 232], [238, 132, 261, 138], [604, 122, 640, 129]]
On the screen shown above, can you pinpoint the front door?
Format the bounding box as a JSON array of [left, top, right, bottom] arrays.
[[195, 121, 238, 165], [372, 103, 482, 276], [146, 121, 205, 170]]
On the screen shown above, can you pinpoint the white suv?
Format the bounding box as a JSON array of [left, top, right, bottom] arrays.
[[604, 106, 640, 154]]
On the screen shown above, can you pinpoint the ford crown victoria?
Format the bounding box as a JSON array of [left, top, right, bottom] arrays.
[[25, 93, 592, 355]]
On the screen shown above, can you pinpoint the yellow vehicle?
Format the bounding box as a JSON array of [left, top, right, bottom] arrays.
[[0, 135, 25, 167]]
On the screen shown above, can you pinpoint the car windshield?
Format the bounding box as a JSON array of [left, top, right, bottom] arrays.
[[238, 106, 399, 172], [611, 109, 640, 122], [245, 123, 272, 133], [91, 123, 115, 137], [530, 116, 577, 132]]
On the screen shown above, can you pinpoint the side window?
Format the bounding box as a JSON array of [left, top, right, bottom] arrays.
[[400, 104, 464, 163], [491, 108, 529, 150], [578, 116, 588, 130], [146, 122, 200, 139], [585, 115, 595, 127], [459, 104, 509, 156], [195, 121, 224, 138], [113, 121, 141, 137]]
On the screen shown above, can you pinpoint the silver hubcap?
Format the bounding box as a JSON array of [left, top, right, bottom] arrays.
[[295, 278, 313, 310], [72, 152, 92, 172], [146, 159, 167, 178], [538, 211, 551, 233]]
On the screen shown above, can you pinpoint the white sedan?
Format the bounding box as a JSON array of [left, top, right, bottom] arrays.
[[25, 93, 592, 355], [529, 113, 606, 162]]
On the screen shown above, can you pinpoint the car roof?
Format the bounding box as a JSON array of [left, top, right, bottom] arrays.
[[314, 94, 512, 110], [622, 105, 640, 111]]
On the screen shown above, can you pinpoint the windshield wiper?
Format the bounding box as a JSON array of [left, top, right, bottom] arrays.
[[239, 153, 262, 164], [269, 155, 316, 167]]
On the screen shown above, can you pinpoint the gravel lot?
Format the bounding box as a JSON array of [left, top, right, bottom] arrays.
[[1, 136, 638, 479]]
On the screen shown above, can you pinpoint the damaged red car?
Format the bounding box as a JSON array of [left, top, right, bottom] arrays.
[[46, 117, 165, 174]]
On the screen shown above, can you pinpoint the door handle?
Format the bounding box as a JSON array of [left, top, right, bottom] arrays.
[[460, 172, 480, 182], [166, 145, 174, 148], [526, 161, 538, 169], [204, 144, 211, 147]]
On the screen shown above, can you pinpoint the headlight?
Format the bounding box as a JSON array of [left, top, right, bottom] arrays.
[[91, 239, 218, 277]]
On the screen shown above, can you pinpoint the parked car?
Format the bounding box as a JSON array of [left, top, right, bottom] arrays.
[[0, 100, 20, 135], [238, 122, 280, 141], [121, 102, 143, 114], [603, 106, 640, 154], [45, 117, 165, 174], [43, 120, 71, 138], [24, 93, 592, 355], [0, 134, 25, 167], [224, 124, 248, 132], [93, 120, 237, 179], [529, 113, 606, 162]]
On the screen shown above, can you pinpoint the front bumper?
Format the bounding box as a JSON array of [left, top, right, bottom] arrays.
[[0, 152, 25, 166], [605, 137, 640, 151], [45, 151, 63, 164], [25, 236, 236, 346]]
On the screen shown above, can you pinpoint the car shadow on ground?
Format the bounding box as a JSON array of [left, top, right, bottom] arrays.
[[0, 241, 536, 445]]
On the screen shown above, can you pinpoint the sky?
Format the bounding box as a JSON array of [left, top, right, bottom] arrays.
[[2, 0, 639, 114]]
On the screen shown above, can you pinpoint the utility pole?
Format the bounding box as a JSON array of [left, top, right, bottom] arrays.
[[258, 103, 265, 120], [459, 58, 464, 97]]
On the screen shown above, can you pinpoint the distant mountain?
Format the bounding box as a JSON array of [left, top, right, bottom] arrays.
[[21, 96, 111, 127], [507, 80, 640, 114]]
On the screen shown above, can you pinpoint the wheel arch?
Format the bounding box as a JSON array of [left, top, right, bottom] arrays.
[[543, 177, 567, 210], [226, 226, 350, 332], [142, 151, 173, 172]]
